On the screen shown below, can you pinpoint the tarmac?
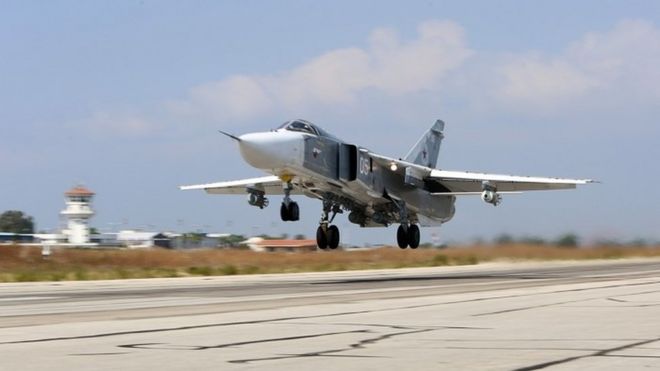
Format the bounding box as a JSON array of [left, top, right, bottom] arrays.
[[1, 259, 660, 370]]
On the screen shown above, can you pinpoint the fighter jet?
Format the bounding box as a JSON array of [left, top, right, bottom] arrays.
[[181, 119, 593, 249]]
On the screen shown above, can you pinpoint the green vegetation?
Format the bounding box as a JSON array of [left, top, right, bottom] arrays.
[[0, 242, 659, 282], [0, 210, 34, 234], [554, 233, 579, 247], [217, 234, 246, 246]]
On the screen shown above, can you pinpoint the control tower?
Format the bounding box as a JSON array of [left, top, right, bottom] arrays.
[[60, 186, 95, 244]]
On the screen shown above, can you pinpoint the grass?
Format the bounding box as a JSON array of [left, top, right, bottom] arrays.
[[0, 243, 659, 282]]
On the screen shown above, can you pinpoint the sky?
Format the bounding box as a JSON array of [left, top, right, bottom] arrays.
[[2, 0, 659, 245]]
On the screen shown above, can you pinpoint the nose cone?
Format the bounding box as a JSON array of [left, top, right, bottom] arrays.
[[238, 131, 304, 170]]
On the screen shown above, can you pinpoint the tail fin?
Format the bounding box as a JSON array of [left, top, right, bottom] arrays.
[[403, 120, 445, 168]]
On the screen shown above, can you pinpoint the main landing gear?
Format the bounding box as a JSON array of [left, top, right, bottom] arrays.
[[316, 200, 342, 250], [397, 223, 420, 249], [280, 182, 299, 222], [391, 198, 420, 249]]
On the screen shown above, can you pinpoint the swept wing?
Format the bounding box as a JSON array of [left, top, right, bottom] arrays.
[[369, 153, 593, 193], [428, 169, 594, 192], [180, 176, 301, 195]]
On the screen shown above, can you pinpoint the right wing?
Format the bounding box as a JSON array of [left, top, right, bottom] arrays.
[[179, 175, 301, 195]]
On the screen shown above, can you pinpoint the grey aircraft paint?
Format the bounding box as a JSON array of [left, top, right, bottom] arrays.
[[296, 120, 455, 227], [404, 119, 445, 168], [182, 118, 592, 249]]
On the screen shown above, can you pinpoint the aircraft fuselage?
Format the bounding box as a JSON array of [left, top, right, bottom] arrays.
[[236, 127, 455, 227]]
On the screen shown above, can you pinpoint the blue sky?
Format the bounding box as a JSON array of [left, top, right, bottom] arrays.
[[2, 1, 659, 244]]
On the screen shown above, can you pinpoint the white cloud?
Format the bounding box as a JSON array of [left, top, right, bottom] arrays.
[[496, 56, 599, 109], [114, 19, 660, 133], [173, 75, 273, 119], [171, 20, 473, 121], [491, 19, 660, 113]]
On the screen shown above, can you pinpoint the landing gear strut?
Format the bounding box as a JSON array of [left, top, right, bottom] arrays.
[[316, 200, 341, 250], [280, 182, 299, 222]]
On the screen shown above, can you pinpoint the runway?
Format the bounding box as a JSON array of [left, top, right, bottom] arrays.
[[1, 259, 660, 370]]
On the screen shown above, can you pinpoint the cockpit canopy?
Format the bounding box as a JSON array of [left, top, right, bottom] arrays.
[[277, 119, 335, 139]]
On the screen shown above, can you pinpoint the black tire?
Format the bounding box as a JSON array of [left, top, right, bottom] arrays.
[[289, 202, 300, 221], [327, 225, 340, 249], [397, 224, 408, 249], [408, 224, 420, 249], [280, 203, 290, 221], [316, 226, 328, 249]]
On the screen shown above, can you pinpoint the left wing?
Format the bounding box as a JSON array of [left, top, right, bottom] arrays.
[[180, 176, 301, 195], [428, 170, 594, 192], [368, 153, 593, 193]]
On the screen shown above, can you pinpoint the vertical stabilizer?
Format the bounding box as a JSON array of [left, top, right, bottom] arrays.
[[403, 120, 445, 168]]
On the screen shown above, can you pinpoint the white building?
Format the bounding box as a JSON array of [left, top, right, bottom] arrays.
[[115, 230, 159, 248], [60, 186, 95, 245]]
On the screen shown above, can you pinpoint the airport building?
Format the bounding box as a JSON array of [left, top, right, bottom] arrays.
[[60, 185, 96, 245], [242, 237, 317, 252], [1, 185, 264, 250]]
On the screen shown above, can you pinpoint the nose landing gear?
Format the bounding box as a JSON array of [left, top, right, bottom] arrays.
[[280, 202, 299, 221], [280, 181, 299, 222]]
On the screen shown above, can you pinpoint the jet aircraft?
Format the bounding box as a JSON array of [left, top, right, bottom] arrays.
[[181, 119, 593, 249]]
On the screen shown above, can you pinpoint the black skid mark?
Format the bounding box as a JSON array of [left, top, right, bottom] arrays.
[[607, 297, 628, 303], [473, 298, 594, 316], [119, 330, 370, 351], [513, 336, 660, 371], [228, 328, 437, 364], [296, 322, 490, 331], [475, 285, 660, 317], [5, 280, 659, 346], [68, 352, 130, 356]]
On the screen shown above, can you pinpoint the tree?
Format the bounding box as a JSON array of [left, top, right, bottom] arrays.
[[494, 233, 514, 245], [0, 210, 34, 234], [555, 233, 579, 248], [218, 234, 246, 246]]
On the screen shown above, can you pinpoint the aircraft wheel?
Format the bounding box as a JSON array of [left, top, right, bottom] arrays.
[[289, 202, 300, 221], [408, 224, 420, 249], [316, 226, 328, 249], [397, 225, 408, 249], [327, 225, 340, 249], [280, 203, 290, 221]]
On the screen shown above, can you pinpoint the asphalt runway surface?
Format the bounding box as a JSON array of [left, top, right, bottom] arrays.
[[1, 259, 660, 370]]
